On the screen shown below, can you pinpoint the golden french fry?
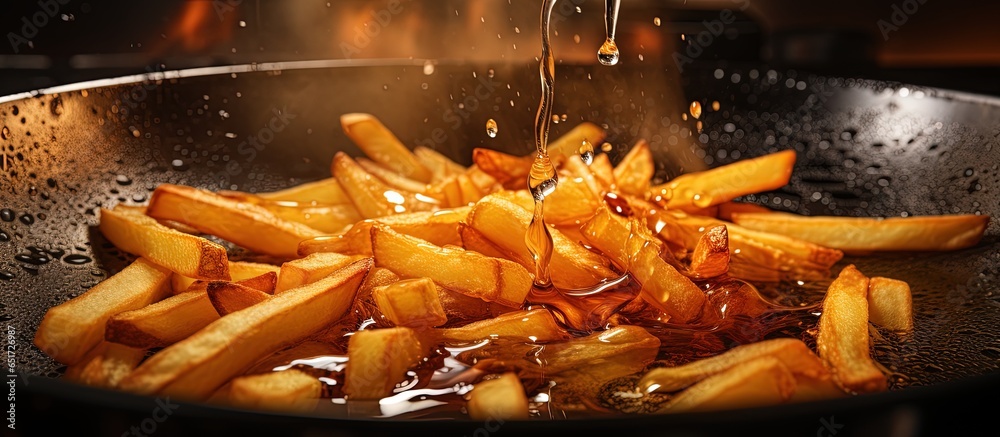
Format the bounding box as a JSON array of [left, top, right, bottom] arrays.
[[544, 172, 603, 226], [372, 278, 448, 328], [817, 265, 887, 394], [344, 327, 425, 399], [415, 146, 467, 181], [659, 356, 796, 413], [226, 369, 321, 412], [34, 258, 171, 365], [688, 225, 730, 279], [435, 309, 569, 343], [107, 273, 278, 349], [436, 284, 515, 322], [275, 252, 361, 293], [146, 184, 323, 259], [638, 338, 828, 393], [472, 148, 532, 190], [613, 139, 654, 195], [371, 224, 532, 307], [357, 156, 433, 195], [424, 174, 465, 208], [297, 207, 469, 257], [340, 113, 433, 183], [118, 259, 371, 399], [217, 190, 360, 234], [172, 261, 279, 294], [332, 152, 438, 219], [581, 207, 706, 322], [64, 341, 146, 389], [464, 165, 502, 195], [650, 149, 796, 212], [590, 153, 616, 189], [255, 177, 351, 205], [730, 211, 990, 253], [208, 282, 272, 316], [867, 277, 913, 332], [716, 201, 773, 221], [466, 373, 529, 421], [99, 206, 230, 280], [563, 154, 607, 198], [458, 223, 526, 262], [467, 194, 617, 290], [245, 340, 342, 375], [546, 122, 606, 164]]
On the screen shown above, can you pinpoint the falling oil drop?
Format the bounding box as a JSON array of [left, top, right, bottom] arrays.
[[579, 139, 595, 166], [485, 119, 498, 138], [690, 101, 703, 119], [598, 38, 620, 66], [598, 0, 621, 66]]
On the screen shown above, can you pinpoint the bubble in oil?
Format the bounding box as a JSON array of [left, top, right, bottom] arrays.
[[486, 119, 498, 138], [597, 38, 620, 66]]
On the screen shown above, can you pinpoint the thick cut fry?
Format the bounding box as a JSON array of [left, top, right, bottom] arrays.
[[458, 223, 526, 262], [107, 273, 277, 349], [582, 208, 706, 322], [464, 165, 501, 194], [590, 153, 617, 189], [332, 152, 438, 219], [118, 259, 371, 398], [217, 190, 362, 233], [256, 177, 351, 205], [730, 212, 989, 253], [35, 258, 171, 365], [341, 113, 433, 183], [208, 282, 272, 316], [472, 148, 532, 189], [227, 369, 321, 412], [650, 149, 796, 212], [435, 309, 569, 343], [688, 225, 730, 279], [344, 327, 424, 399], [466, 373, 529, 421], [546, 122, 607, 164], [146, 184, 323, 259], [99, 206, 230, 280], [639, 338, 828, 393], [867, 277, 913, 332], [172, 261, 279, 294], [276, 252, 361, 293], [716, 201, 773, 221], [613, 139, 654, 195], [467, 195, 616, 290], [373, 278, 448, 328], [436, 284, 516, 322], [817, 265, 887, 394], [659, 356, 796, 413], [298, 207, 469, 257], [371, 224, 532, 307], [415, 146, 467, 181], [357, 157, 432, 195], [64, 341, 146, 389]]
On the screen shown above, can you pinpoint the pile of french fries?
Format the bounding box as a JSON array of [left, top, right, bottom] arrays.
[[33, 113, 990, 418]]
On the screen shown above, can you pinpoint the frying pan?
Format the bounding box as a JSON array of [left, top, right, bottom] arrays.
[[4, 59, 999, 437]]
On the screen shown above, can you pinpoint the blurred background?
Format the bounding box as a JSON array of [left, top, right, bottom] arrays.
[[1, 0, 999, 97]]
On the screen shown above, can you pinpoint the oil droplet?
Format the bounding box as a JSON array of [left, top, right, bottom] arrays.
[[64, 254, 93, 265], [711, 101, 721, 111], [115, 174, 133, 186], [0, 271, 13, 281], [692, 192, 714, 208], [423, 61, 435, 75], [681, 113, 688, 121], [1, 127, 9, 140], [579, 140, 595, 166], [18, 214, 34, 225], [696, 121, 704, 133], [601, 142, 613, 153], [0, 229, 9, 242], [597, 38, 620, 66], [690, 101, 703, 119], [551, 114, 561, 124], [653, 17, 661, 26], [486, 119, 498, 138], [0, 209, 13, 222]]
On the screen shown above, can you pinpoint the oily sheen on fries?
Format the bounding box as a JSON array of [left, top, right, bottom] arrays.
[[118, 259, 371, 399], [466, 373, 530, 421], [817, 265, 888, 394]]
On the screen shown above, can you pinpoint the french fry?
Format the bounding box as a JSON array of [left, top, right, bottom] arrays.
[[581, 207, 706, 322], [467, 195, 617, 290], [297, 207, 469, 257], [817, 265, 887, 394], [472, 148, 532, 189], [466, 373, 529, 421], [34, 257, 172, 365], [716, 201, 773, 221], [332, 152, 438, 219], [226, 369, 321, 412], [146, 184, 323, 259], [658, 356, 796, 413], [458, 223, 526, 262], [372, 278, 448, 328], [172, 261, 279, 294], [613, 139, 654, 195], [435, 309, 569, 343], [464, 165, 502, 195], [99, 206, 231, 281], [867, 277, 913, 332], [107, 273, 278, 349], [340, 113, 433, 183], [730, 212, 990, 253], [246, 340, 342, 375], [64, 341, 146, 389], [371, 224, 532, 307], [255, 201, 361, 234], [688, 225, 730, 279], [118, 259, 371, 398], [436, 284, 516, 322], [649, 149, 796, 212], [276, 252, 362, 293], [546, 122, 606, 164], [589, 153, 616, 189], [638, 338, 829, 393], [344, 327, 425, 399], [255, 177, 351, 205], [208, 282, 272, 316], [415, 145, 467, 181], [357, 156, 433, 195]]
